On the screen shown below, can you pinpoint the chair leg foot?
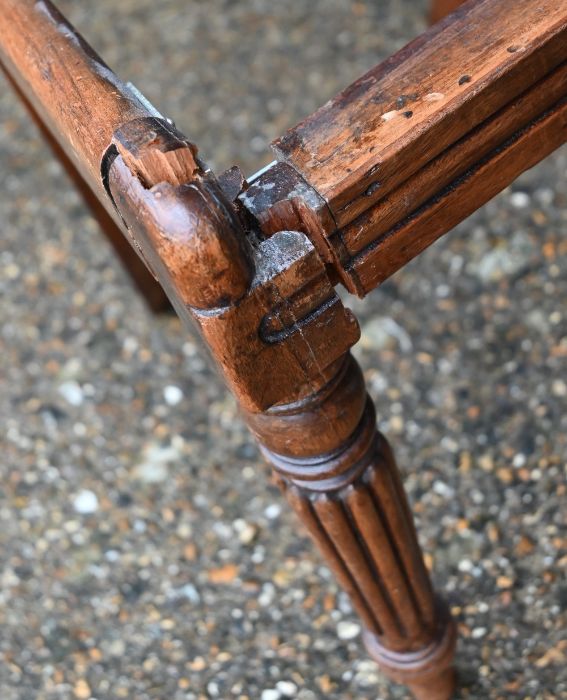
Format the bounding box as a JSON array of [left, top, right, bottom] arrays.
[[364, 603, 457, 700]]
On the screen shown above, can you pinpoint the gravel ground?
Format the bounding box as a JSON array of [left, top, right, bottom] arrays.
[[1, 1, 566, 699]]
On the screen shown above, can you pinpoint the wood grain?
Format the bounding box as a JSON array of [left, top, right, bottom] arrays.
[[341, 63, 567, 260], [274, 0, 566, 226], [0, 0, 149, 208], [351, 94, 566, 292], [261, 0, 567, 295]]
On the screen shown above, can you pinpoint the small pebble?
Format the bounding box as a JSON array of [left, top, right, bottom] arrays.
[[207, 681, 220, 696], [73, 489, 99, 514], [261, 690, 281, 700], [510, 191, 530, 208], [276, 681, 298, 697], [134, 461, 168, 484], [58, 380, 84, 406], [134, 442, 181, 483], [264, 503, 282, 520], [433, 480, 455, 498], [237, 522, 258, 545], [108, 639, 126, 656], [163, 384, 184, 406], [360, 317, 412, 353], [73, 680, 91, 699], [337, 620, 361, 640]]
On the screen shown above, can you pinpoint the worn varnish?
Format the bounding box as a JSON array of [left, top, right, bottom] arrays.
[[341, 63, 567, 257], [274, 0, 566, 221], [106, 126, 359, 412], [2, 0, 566, 698], [350, 95, 567, 292], [0, 0, 151, 209], [0, 0, 180, 307], [272, 0, 567, 294]]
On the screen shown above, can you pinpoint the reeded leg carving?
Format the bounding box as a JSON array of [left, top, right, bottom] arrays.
[[245, 354, 456, 700]]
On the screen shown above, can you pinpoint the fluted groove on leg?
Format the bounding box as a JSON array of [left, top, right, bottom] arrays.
[[271, 417, 441, 651], [283, 482, 383, 637], [346, 473, 428, 642], [367, 451, 438, 630]]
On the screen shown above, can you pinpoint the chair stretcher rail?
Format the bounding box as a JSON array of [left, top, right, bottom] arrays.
[[267, 0, 567, 295], [0, 0, 154, 214]]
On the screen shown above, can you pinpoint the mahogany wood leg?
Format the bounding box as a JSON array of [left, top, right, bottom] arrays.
[[246, 354, 457, 700]]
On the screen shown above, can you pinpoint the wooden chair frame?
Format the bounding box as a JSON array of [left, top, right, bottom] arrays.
[[1, 1, 565, 697]]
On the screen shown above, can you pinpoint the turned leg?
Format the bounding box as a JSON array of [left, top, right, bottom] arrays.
[[246, 354, 456, 700]]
